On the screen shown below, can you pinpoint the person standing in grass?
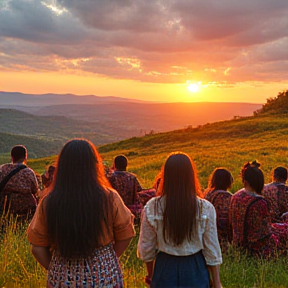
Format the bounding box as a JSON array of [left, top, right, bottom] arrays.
[[27, 139, 135, 288], [137, 152, 222, 288], [262, 166, 288, 223], [204, 168, 233, 251], [229, 161, 288, 258]]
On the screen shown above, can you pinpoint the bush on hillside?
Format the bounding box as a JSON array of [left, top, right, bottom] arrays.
[[254, 90, 288, 115]]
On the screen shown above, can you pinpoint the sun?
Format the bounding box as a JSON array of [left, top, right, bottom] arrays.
[[187, 83, 200, 93]]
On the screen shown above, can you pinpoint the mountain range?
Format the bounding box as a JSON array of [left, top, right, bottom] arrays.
[[0, 91, 262, 157]]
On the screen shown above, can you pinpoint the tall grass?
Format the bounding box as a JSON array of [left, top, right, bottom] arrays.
[[1, 113, 288, 287], [1, 217, 288, 287]]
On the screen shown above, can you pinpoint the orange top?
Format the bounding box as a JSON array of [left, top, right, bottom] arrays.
[[27, 188, 135, 248]]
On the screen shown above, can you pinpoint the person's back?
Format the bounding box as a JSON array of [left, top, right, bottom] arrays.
[[204, 168, 233, 249], [138, 152, 222, 288], [0, 145, 38, 219], [229, 161, 288, 258], [27, 139, 135, 288], [107, 155, 142, 206], [262, 166, 288, 222], [108, 170, 142, 206]]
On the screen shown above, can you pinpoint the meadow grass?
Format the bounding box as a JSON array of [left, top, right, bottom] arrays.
[[0, 113, 288, 287], [1, 218, 288, 288]]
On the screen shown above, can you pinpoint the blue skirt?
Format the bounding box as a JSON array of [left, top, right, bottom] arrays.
[[151, 250, 210, 288]]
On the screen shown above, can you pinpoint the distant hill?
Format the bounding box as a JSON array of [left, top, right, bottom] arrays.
[[0, 109, 132, 157], [0, 91, 261, 131], [32, 102, 262, 133], [0, 91, 146, 106], [22, 112, 288, 191], [97, 112, 288, 190], [0, 91, 263, 158]]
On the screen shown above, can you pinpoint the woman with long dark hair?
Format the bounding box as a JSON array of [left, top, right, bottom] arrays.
[[204, 168, 233, 249], [27, 139, 135, 287], [137, 152, 222, 288]]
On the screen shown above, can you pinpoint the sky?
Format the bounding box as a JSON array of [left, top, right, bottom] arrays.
[[0, 0, 288, 103]]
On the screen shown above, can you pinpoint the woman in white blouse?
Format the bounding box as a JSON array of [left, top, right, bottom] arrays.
[[137, 152, 222, 288]]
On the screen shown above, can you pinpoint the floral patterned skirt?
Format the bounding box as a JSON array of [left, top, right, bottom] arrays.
[[47, 243, 123, 288]]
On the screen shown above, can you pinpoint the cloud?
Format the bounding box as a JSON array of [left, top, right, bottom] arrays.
[[0, 0, 288, 85]]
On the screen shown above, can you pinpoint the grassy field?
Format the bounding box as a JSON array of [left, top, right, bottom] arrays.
[[0, 112, 288, 287]]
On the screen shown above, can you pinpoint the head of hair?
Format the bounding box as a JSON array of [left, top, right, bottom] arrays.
[[114, 155, 128, 171], [158, 152, 202, 246], [273, 166, 287, 182], [46, 138, 110, 259], [41, 165, 56, 189], [11, 145, 27, 162], [241, 160, 264, 194], [208, 168, 233, 191]]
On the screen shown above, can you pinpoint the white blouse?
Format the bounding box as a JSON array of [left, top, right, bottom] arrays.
[[137, 196, 222, 266]]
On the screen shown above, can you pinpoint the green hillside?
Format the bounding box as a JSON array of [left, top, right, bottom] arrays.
[[0, 109, 123, 157], [23, 112, 288, 193]]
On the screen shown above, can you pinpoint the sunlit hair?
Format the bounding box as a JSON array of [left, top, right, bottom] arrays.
[[207, 168, 233, 191], [158, 152, 202, 246], [46, 139, 111, 259], [241, 160, 264, 194]]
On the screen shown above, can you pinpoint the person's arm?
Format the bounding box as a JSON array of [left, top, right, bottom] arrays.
[[207, 265, 222, 288], [31, 245, 52, 270], [201, 201, 223, 287], [113, 237, 134, 257]]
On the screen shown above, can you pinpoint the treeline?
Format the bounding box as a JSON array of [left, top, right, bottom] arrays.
[[254, 90, 288, 115]]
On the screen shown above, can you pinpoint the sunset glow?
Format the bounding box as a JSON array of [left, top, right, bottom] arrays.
[[187, 83, 200, 93], [0, 0, 288, 104]]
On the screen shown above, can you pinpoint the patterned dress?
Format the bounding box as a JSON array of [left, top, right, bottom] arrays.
[[262, 182, 288, 223], [0, 163, 38, 218], [204, 189, 232, 249], [28, 189, 135, 288], [229, 189, 288, 257]]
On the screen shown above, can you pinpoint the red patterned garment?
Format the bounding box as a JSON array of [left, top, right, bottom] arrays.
[[262, 182, 288, 223], [107, 171, 142, 206], [204, 189, 232, 249], [229, 189, 288, 257], [0, 163, 38, 217]]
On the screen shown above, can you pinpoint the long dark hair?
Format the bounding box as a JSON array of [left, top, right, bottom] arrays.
[[46, 139, 110, 259], [159, 152, 202, 245], [207, 168, 233, 191], [241, 160, 264, 194]]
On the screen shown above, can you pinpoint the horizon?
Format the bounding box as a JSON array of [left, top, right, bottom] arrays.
[[1, 1, 288, 103], [0, 90, 266, 105]]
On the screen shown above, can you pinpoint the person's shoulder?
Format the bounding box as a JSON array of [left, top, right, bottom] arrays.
[[231, 188, 245, 198], [197, 197, 215, 211], [263, 182, 276, 190], [22, 166, 37, 177], [0, 163, 13, 170]]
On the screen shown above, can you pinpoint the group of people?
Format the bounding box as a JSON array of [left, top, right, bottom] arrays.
[[0, 139, 287, 287], [204, 163, 288, 258]]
